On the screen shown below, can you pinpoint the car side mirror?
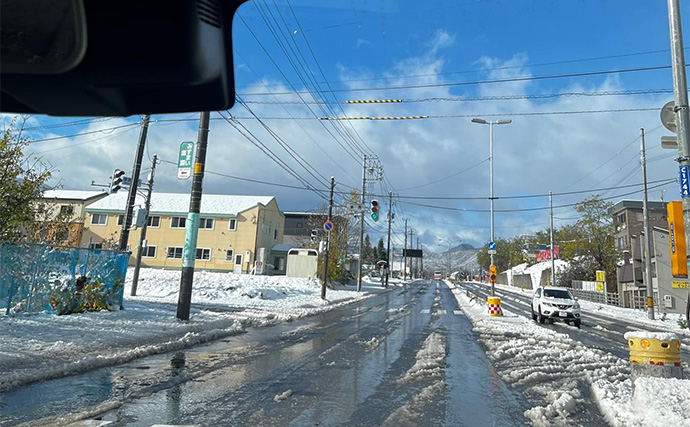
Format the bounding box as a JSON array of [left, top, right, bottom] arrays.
[[1, 0, 247, 116]]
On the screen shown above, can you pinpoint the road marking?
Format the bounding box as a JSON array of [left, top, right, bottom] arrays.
[[68, 422, 113, 426], [453, 310, 463, 315], [387, 309, 398, 313], [420, 309, 431, 314], [438, 310, 447, 315]]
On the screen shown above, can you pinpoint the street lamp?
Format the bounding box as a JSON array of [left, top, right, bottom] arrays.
[[472, 117, 512, 296]]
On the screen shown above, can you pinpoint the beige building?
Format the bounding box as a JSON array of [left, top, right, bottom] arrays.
[[81, 192, 284, 273], [38, 190, 108, 246]]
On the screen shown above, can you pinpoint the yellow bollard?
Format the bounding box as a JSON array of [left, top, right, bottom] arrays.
[[487, 296, 502, 317], [625, 331, 683, 382]]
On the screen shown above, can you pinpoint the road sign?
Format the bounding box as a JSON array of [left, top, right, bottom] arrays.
[[596, 282, 604, 293], [661, 101, 677, 133], [680, 165, 690, 198], [661, 136, 678, 149], [177, 141, 194, 180], [489, 265, 497, 283], [596, 270, 606, 282], [488, 249, 496, 255], [323, 220, 334, 232], [488, 241, 497, 250]]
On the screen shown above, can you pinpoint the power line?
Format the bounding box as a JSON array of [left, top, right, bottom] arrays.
[[27, 122, 142, 143]]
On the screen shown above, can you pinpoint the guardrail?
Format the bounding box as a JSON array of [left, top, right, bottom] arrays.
[[570, 289, 620, 306]]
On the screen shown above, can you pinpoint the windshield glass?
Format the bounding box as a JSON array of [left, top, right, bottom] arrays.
[[543, 289, 573, 299]]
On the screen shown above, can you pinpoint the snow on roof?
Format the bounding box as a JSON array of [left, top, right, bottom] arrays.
[[42, 190, 106, 201], [86, 192, 275, 216]]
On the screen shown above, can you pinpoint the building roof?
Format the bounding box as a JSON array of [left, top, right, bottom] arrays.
[[86, 192, 276, 216], [610, 199, 667, 213], [283, 211, 326, 217], [42, 190, 107, 201]]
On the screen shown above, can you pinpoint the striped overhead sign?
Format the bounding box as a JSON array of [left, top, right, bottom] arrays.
[[318, 115, 429, 121], [344, 99, 402, 104]]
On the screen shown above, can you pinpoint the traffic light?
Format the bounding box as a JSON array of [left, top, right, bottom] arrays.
[[310, 229, 318, 243], [370, 199, 380, 221], [489, 265, 497, 283], [109, 169, 125, 194]]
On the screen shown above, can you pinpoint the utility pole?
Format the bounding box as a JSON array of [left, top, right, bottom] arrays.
[[416, 236, 420, 280], [177, 111, 210, 321], [550, 191, 556, 287], [358, 155, 366, 292], [130, 154, 157, 296], [409, 229, 415, 279], [386, 191, 393, 287], [641, 128, 656, 320], [403, 218, 408, 281], [119, 114, 150, 251], [322, 176, 335, 300], [667, 0, 690, 327]]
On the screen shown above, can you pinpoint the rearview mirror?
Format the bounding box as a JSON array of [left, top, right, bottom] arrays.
[[1, 0, 247, 116]]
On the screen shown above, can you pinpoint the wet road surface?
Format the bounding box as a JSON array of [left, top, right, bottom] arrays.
[[2, 281, 529, 426]]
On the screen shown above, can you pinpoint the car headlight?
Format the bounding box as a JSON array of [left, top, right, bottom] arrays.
[[573, 302, 580, 309], [542, 302, 553, 307]]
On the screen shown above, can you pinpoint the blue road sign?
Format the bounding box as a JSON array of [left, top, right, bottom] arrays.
[[488, 241, 497, 250], [324, 220, 334, 232], [680, 165, 690, 198]]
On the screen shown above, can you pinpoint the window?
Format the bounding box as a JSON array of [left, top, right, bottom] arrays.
[[196, 248, 211, 260], [225, 249, 234, 262], [235, 253, 243, 265], [618, 213, 626, 224], [274, 229, 278, 240], [618, 236, 627, 250], [147, 216, 160, 227], [59, 205, 73, 216], [199, 217, 215, 230], [89, 243, 102, 250], [167, 247, 183, 259], [143, 246, 157, 258], [117, 214, 124, 226], [228, 218, 237, 231], [91, 213, 108, 225], [171, 217, 186, 228]]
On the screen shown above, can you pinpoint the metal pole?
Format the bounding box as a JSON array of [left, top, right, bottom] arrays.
[[641, 128, 656, 319], [409, 229, 415, 279], [119, 114, 150, 251], [177, 111, 210, 321], [417, 236, 420, 280], [489, 121, 495, 296], [667, 0, 690, 326], [131, 154, 157, 296], [384, 193, 392, 285], [322, 176, 335, 299], [358, 155, 366, 292], [403, 218, 408, 281], [550, 191, 556, 286]]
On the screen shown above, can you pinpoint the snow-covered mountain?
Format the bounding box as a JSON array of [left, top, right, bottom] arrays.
[[424, 244, 479, 274]]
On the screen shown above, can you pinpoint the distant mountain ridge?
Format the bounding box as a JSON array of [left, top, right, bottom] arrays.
[[424, 246, 479, 273]]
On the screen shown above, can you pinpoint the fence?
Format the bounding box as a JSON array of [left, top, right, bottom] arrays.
[[570, 288, 621, 306], [0, 243, 130, 315]]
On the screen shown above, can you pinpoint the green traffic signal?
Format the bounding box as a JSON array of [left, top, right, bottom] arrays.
[[371, 213, 378, 221]]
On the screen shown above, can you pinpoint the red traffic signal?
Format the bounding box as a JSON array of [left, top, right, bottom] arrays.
[[110, 169, 125, 194]]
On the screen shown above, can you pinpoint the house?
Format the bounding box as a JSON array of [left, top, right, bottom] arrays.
[[616, 226, 688, 315], [283, 211, 324, 246], [37, 190, 108, 246], [610, 200, 667, 252], [81, 192, 284, 273]]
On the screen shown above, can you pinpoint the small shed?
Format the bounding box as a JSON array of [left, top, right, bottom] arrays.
[[286, 248, 319, 279]]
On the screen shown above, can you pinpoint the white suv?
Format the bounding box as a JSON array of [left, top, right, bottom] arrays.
[[531, 287, 581, 327]]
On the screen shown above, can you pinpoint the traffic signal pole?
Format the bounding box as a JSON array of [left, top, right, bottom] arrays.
[[357, 155, 366, 292], [177, 111, 210, 321], [119, 114, 150, 251], [385, 191, 392, 286]]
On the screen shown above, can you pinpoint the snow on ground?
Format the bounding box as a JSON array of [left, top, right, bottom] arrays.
[[450, 281, 690, 427], [503, 260, 568, 288], [0, 268, 380, 392]]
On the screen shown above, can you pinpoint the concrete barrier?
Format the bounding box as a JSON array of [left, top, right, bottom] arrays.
[[625, 331, 683, 383]]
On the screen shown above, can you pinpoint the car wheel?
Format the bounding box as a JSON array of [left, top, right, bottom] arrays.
[[537, 307, 545, 324], [531, 308, 537, 321], [574, 319, 581, 328]]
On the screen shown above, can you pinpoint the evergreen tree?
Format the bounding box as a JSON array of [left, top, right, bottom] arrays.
[[376, 238, 387, 261]]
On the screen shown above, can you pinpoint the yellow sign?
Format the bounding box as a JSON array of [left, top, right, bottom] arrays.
[[667, 201, 687, 276], [596, 270, 606, 282], [596, 282, 604, 293], [672, 281, 689, 289]]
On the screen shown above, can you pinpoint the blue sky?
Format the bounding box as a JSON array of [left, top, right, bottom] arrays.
[[9, 0, 688, 251]]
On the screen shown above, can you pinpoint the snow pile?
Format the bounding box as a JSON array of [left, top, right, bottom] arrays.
[[398, 331, 446, 383], [0, 302, 243, 391], [449, 283, 630, 426], [126, 268, 370, 312], [503, 260, 568, 287], [592, 377, 690, 427]]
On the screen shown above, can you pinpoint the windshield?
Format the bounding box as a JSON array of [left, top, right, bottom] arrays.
[[543, 289, 574, 300]]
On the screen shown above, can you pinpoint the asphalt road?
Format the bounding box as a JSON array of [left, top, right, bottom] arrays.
[[5, 281, 529, 427]]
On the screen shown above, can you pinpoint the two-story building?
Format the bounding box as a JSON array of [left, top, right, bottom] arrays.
[[38, 190, 108, 246], [81, 192, 284, 273]]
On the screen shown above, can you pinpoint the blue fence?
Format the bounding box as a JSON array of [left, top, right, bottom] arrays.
[[0, 243, 130, 315]]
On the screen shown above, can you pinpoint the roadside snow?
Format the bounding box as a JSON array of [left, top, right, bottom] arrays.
[[0, 268, 376, 392]]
